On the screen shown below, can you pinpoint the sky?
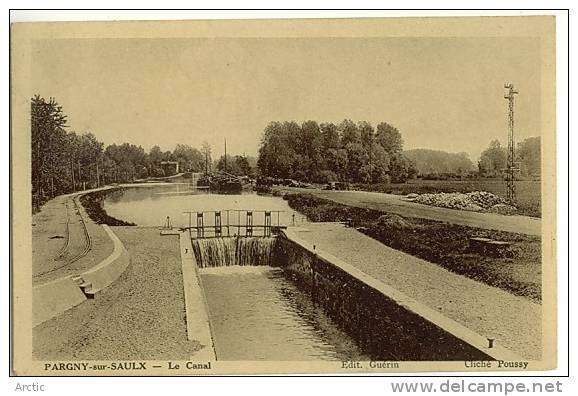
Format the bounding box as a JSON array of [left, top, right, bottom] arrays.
[[31, 36, 541, 161]]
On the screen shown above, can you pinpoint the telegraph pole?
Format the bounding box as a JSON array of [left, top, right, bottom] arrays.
[[504, 83, 518, 203], [224, 138, 227, 173]]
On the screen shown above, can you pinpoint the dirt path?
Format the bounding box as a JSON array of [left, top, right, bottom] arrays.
[[281, 188, 541, 236], [33, 227, 200, 360], [289, 223, 541, 360]]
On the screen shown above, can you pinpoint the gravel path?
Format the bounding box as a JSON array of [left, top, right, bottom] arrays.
[[33, 227, 200, 360], [280, 188, 541, 236], [291, 223, 541, 360]]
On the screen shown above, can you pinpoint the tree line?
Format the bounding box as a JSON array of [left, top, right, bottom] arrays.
[[478, 137, 541, 179], [256, 119, 417, 184], [403, 149, 475, 179], [31, 95, 254, 210]]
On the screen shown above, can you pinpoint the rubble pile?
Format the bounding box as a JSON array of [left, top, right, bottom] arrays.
[[405, 191, 517, 214]]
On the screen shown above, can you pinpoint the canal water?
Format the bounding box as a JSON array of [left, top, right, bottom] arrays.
[[200, 266, 368, 361], [104, 185, 367, 361], [103, 184, 307, 229]]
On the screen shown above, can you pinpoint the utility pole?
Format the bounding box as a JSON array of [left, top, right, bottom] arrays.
[[224, 138, 227, 173], [504, 83, 518, 203]]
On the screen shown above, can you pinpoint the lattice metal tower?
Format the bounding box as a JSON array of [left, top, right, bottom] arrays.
[[504, 83, 518, 203]]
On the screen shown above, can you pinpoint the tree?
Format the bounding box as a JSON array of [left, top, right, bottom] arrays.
[[478, 140, 507, 177], [325, 148, 349, 182], [200, 141, 212, 174], [389, 152, 417, 183], [173, 144, 203, 172], [257, 121, 296, 179], [256, 118, 410, 185], [345, 142, 369, 182], [517, 137, 540, 178], [320, 122, 340, 151], [31, 95, 68, 207], [358, 121, 375, 149], [104, 143, 147, 182], [298, 120, 323, 176], [369, 144, 390, 183], [339, 119, 360, 146], [376, 122, 403, 153], [404, 149, 475, 176], [234, 155, 253, 177], [149, 145, 163, 166]]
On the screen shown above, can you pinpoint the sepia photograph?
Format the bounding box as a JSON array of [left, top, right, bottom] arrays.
[[10, 14, 558, 375]]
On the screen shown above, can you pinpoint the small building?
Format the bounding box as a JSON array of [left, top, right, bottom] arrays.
[[160, 161, 179, 176]]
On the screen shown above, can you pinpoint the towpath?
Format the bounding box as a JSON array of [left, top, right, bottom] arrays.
[[32, 188, 116, 285], [279, 187, 541, 236], [32, 184, 180, 285], [33, 227, 201, 360], [289, 223, 541, 360]]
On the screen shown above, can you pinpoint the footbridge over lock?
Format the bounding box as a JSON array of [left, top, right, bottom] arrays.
[[182, 209, 285, 239]]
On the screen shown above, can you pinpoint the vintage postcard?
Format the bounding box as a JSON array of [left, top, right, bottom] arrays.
[[11, 15, 557, 375]]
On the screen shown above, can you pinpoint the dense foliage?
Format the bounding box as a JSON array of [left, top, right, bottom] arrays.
[[478, 138, 541, 179], [256, 119, 417, 184], [403, 149, 475, 177], [31, 95, 246, 210]]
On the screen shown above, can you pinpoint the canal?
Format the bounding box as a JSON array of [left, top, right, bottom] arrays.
[[104, 184, 305, 229], [104, 184, 368, 361]]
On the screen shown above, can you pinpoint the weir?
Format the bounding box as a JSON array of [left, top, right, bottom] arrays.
[[191, 237, 276, 268]]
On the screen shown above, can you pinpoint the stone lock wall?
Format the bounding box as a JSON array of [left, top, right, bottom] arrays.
[[273, 234, 495, 361]]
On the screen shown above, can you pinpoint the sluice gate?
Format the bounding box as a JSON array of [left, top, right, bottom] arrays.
[[183, 210, 284, 239], [179, 209, 285, 268]]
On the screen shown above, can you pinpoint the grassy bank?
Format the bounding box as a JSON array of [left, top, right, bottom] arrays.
[[357, 179, 541, 218], [79, 189, 136, 226], [284, 193, 542, 303]]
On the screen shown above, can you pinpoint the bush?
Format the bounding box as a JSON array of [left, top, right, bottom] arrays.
[[152, 167, 165, 177]]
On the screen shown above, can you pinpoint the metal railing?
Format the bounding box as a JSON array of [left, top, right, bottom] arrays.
[[182, 210, 285, 239]]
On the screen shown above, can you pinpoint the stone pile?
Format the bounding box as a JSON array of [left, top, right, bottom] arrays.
[[405, 191, 517, 214]]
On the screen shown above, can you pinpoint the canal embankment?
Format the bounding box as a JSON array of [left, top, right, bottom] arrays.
[[280, 192, 542, 303], [32, 186, 137, 327], [277, 223, 541, 361], [34, 227, 201, 360], [32, 190, 117, 285], [274, 187, 541, 236]]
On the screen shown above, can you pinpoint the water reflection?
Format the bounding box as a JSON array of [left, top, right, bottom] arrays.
[[200, 266, 369, 361], [103, 185, 304, 228]]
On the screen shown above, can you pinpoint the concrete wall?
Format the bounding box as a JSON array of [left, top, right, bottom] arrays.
[[179, 232, 217, 360], [33, 225, 130, 327], [32, 277, 88, 327], [274, 231, 520, 361], [81, 225, 130, 294]]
